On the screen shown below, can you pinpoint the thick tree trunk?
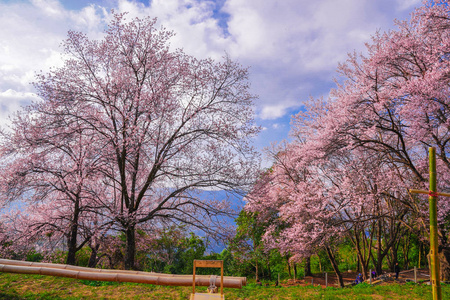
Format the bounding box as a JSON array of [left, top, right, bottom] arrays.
[[124, 224, 136, 270], [388, 247, 397, 272], [304, 256, 312, 276], [88, 244, 100, 268], [66, 224, 78, 265], [325, 246, 344, 288], [66, 199, 80, 266], [375, 257, 383, 277]]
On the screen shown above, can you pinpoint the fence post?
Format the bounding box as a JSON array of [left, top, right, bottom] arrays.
[[370, 269, 372, 284], [414, 266, 417, 283], [325, 272, 328, 287]]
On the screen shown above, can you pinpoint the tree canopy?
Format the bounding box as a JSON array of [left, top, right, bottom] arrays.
[[0, 13, 260, 269]]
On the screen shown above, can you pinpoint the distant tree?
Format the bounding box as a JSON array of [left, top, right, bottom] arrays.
[[229, 210, 267, 281], [172, 233, 206, 274]]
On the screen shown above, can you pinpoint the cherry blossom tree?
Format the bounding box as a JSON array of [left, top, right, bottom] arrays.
[[327, 0, 450, 279], [247, 0, 450, 282], [0, 104, 111, 265], [31, 13, 259, 269]]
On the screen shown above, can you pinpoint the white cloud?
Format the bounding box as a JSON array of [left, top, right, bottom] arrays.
[[0, 90, 41, 128], [0, 0, 107, 93], [396, 0, 422, 11], [30, 0, 65, 18], [260, 102, 296, 120], [217, 0, 408, 120], [0, 0, 417, 145], [223, 0, 387, 71], [0, 0, 110, 128]]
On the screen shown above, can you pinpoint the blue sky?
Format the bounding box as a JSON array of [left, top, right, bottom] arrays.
[[0, 0, 422, 166]]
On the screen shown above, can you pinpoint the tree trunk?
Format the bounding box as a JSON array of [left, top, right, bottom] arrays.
[[124, 224, 136, 270], [375, 219, 383, 276], [88, 244, 100, 268], [304, 256, 312, 276], [356, 256, 361, 273], [317, 254, 322, 273], [288, 260, 292, 278], [325, 245, 344, 288], [418, 242, 422, 268], [438, 246, 450, 281], [357, 253, 369, 281], [403, 234, 411, 270], [66, 223, 78, 265], [66, 199, 80, 266], [375, 256, 383, 277], [390, 245, 398, 272]]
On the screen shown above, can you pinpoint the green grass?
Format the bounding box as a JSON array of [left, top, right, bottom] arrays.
[[0, 273, 448, 299]]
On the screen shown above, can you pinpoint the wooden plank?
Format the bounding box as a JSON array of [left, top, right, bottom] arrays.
[[409, 189, 450, 198], [194, 260, 223, 268], [190, 293, 224, 300]]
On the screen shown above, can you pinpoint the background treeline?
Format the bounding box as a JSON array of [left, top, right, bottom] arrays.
[[0, 210, 430, 282]]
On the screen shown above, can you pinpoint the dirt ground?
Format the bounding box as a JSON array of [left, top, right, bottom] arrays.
[[280, 268, 431, 288]]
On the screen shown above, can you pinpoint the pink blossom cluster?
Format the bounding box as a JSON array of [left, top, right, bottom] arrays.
[[245, 0, 450, 282], [0, 12, 260, 268]]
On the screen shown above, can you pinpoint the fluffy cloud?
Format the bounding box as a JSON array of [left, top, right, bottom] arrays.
[[0, 0, 109, 124], [0, 90, 41, 128], [0, 0, 418, 135]]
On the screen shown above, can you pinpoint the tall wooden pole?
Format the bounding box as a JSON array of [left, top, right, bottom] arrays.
[[428, 147, 441, 300]]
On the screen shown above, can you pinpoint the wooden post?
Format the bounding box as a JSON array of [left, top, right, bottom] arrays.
[[414, 266, 417, 283], [419, 244, 422, 270], [370, 269, 372, 284], [221, 260, 224, 295], [428, 147, 441, 300], [325, 272, 327, 287], [409, 147, 442, 300], [193, 261, 196, 294]]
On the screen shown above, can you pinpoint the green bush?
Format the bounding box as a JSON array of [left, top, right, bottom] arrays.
[[26, 250, 43, 262]]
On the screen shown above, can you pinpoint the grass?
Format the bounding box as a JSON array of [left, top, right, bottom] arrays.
[[0, 273, 448, 299]]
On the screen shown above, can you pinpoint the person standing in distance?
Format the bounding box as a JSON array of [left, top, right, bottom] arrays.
[[394, 262, 400, 280]]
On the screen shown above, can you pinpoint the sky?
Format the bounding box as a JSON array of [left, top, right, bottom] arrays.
[[0, 0, 423, 166]]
